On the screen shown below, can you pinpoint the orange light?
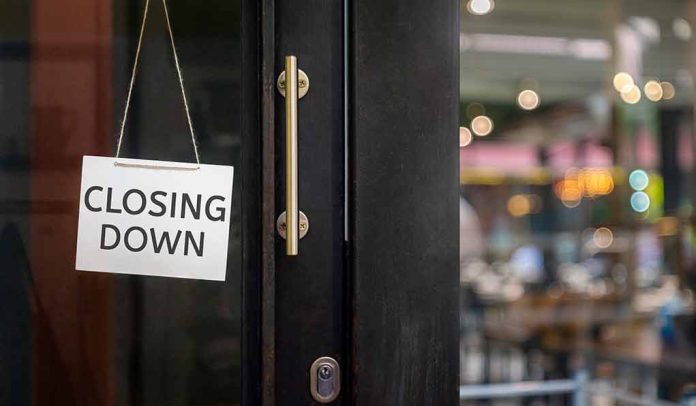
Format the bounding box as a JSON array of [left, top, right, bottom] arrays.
[[507, 194, 531, 217]]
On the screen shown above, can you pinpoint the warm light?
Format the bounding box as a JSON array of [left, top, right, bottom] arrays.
[[459, 127, 473, 147], [630, 191, 650, 212], [554, 168, 614, 207], [661, 81, 675, 100], [582, 168, 614, 197], [471, 115, 493, 136], [613, 72, 634, 93], [593, 227, 614, 249], [517, 89, 540, 110], [467, 0, 494, 15], [620, 84, 641, 104], [555, 179, 582, 208], [507, 194, 531, 217], [629, 169, 649, 191], [644, 80, 663, 102]]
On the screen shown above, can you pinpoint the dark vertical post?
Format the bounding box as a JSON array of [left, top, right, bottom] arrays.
[[350, 0, 460, 404], [659, 108, 684, 215]]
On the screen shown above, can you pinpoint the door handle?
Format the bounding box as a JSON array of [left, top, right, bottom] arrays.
[[285, 56, 299, 256], [276, 56, 310, 256]]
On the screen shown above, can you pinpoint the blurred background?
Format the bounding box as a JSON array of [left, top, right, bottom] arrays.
[[459, 0, 695, 405]]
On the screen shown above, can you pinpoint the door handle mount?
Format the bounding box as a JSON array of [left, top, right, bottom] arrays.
[[277, 68, 310, 99], [276, 210, 309, 240]]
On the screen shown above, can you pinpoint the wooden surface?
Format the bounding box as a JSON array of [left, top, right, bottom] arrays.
[[273, 0, 347, 404], [350, 0, 460, 404]]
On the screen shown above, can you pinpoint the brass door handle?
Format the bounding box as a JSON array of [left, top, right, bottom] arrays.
[[285, 56, 299, 255], [277, 56, 309, 255]]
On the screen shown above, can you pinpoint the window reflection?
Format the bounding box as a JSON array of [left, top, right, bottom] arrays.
[[0, 1, 242, 404]]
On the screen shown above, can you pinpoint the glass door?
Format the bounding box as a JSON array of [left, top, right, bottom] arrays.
[[0, 1, 257, 404]]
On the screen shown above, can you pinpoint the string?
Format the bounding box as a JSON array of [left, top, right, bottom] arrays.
[[115, 0, 200, 167]]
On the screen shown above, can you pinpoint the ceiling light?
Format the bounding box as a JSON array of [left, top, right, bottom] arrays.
[[467, 0, 494, 15]]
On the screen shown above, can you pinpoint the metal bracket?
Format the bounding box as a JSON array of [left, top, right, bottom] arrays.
[[277, 69, 310, 99], [310, 356, 340, 403], [276, 211, 309, 240]]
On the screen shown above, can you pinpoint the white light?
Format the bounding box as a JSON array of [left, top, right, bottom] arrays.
[[459, 127, 473, 147], [460, 33, 610, 60], [467, 0, 494, 15], [471, 115, 493, 136], [630, 191, 650, 212], [517, 89, 540, 110], [629, 169, 649, 191], [673, 18, 692, 41]]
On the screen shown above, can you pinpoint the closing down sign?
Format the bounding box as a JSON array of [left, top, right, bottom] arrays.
[[75, 156, 234, 281]]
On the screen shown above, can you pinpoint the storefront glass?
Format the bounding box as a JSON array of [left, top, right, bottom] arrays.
[[0, 1, 242, 404]]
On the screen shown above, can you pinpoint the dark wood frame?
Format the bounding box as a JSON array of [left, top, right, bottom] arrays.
[[348, 0, 460, 404], [254, 0, 460, 403]]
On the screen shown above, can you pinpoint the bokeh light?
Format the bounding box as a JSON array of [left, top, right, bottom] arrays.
[[673, 18, 692, 41], [628, 169, 649, 191], [467, 0, 494, 15], [465, 103, 485, 120], [471, 115, 494, 136], [459, 127, 473, 147], [660, 81, 675, 100], [620, 84, 641, 104], [507, 194, 531, 217], [593, 227, 614, 249], [613, 72, 634, 93], [630, 191, 651, 212], [517, 89, 540, 110], [644, 80, 663, 102]]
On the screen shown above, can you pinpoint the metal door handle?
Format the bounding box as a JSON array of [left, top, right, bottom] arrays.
[[276, 56, 309, 255], [276, 57, 310, 256], [285, 56, 299, 255]]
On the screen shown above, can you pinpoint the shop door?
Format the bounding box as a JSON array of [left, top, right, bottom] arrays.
[[0, 0, 459, 404], [261, 0, 348, 404]]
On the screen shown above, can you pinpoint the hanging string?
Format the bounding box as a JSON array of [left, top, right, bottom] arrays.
[[115, 0, 200, 167]]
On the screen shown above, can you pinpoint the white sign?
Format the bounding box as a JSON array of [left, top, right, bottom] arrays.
[[75, 156, 234, 281]]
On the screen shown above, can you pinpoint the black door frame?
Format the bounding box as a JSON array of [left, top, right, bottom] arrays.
[[245, 0, 460, 404]]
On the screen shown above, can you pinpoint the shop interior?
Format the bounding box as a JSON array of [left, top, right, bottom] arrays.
[[459, 0, 696, 404]]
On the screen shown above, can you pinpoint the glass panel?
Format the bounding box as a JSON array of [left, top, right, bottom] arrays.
[[0, 1, 243, 404], [460, 1, 695, 404]]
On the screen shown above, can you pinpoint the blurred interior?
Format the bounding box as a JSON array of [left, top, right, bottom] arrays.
[[459, 0, 696, 404]]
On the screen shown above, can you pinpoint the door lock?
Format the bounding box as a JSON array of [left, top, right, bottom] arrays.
[[310, 356, 340, 403]]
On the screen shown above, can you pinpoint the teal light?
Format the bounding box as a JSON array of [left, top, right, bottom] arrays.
[[630, 191, 650, 212], [629, 169, 649, 191]]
